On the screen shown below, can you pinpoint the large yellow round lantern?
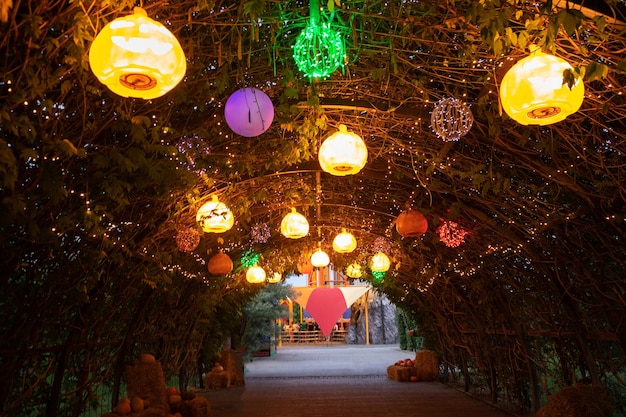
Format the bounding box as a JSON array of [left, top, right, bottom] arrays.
[[280, 208, 309, 239], [196, 195, 234, 233], [370, 252, 390, 273], [89, 7, 187, 99], [318, 125, 368, 176], [311, 248, 330, 268], [499, 51, 584, 125], [246, 265, 266, 284], [332, 229, 357, 253], [346, 262, 363, 278]]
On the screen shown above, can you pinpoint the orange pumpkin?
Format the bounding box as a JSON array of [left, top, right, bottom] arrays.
[[130, 396, 144, 412], [138, 353, 155, 363], [207, 250, 233, 275], [113, 401, 131, 416], [396, 208, 428, 237]]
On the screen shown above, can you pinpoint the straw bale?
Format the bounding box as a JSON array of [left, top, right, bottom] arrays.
[[413, 350, 438, 382], [534, 385, 613, 417], [204, 372, 229, 390], [219, 349, 245, 386], [124, 362, 168, 411], [386, 365, 413, 382], [178, 396, 211, 417]]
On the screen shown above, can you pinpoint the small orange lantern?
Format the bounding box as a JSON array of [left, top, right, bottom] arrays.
[[246, 265, 266, 284], [89, 7, 187, 100], [207, 250, 233, 275], [370, 252, 390, 273], [318, 125, 368, 176], [332, 229, 357, 253], [396, 208, 428, 237], [280, 208, 309, 239], [196, 195, 234, 233]]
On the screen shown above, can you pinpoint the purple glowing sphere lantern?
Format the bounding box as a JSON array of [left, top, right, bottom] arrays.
[[224, 88, 274, 137]]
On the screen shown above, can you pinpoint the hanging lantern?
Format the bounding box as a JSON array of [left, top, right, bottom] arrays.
[[280, 208, 309, 239], [89, 7, 186, 100], [332, 229, 357, 253], [297, 257, 314, 275], [196, 195, 234, 233], [293, 21, 345, 78], [370, 252, 390, 273], [346, 263, 363, 279], [251, 222, 271, 243], [318, 125, 368, 176], [437, 219, 471, 248], [224, 88, 274, 137], [396, 208, 428, 237], [175, 227, 200, 252], [499, 50, 584, 125], [430, 97, 474, 142], [267, 271, 282, 284], [371, 270, 386, 285], [311, 248, 330, 268], [207, 250, 233, 275], [246, 265, 266, 284]]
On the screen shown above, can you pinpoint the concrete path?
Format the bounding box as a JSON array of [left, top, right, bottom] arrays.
[[200, 345, 518, 417]]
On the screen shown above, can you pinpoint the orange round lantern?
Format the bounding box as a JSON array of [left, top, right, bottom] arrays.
[[89, 7, 186, 99], [207, 251, 233, 275], [396, 208, 428, 237], [297, 257, 313, 275], [280, 207, 309, 239]]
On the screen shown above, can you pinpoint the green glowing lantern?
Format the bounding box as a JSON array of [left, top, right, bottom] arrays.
[[293, 0, 345, 78]]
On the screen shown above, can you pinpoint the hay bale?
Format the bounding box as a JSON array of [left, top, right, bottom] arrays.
[[386, 365, 414, 382], [204, 372, 229, 390], [178, 396, 211, 417], [413, 350, 438, 382], [218, 349, 245, 386], [535, 385, 614, 417], [124, 361, 168, 412]]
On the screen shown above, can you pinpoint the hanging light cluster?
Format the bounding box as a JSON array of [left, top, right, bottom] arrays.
[[499, 50, 584, 125], [175, 227, 200, 252], [196, 195, 234, 233], [436, 219, 471, 248], [318, 125, 368, 176], [332, 229, 357, 253], [280, 208, 309, 239], [89, 7, 186, 99], [430, 97, 474, 142]]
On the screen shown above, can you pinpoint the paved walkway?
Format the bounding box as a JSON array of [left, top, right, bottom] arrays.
[[200, 345, 518, 417]]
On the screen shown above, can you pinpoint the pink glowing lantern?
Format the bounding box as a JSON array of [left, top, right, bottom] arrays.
[[224, 88, 274, 137]]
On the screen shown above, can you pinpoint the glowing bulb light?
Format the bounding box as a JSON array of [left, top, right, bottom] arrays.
[[319, 125, 368, 176], [246, 265, 266, 284], [332, 229, 357, 253], [370, 252, 390, 273], [346, 263, 363, 278], [89, 7, 186, 99], [196, 195, 234, 233], [311, 248, 330, 268], [280, 208, 309, 239], [224, 88, 274, 137], [500, 51, 584, 125]]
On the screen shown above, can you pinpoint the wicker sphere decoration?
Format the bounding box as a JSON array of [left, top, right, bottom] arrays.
[[332, 229, 357, 253], [500, 51, 584, 125], [311, 248, 330, 268], [246, 265, 266, 284], [280, 207, 309, 239], [207, 250, 233, 275], [89, 7, 186, 100], [396, 208, 428, 237], [175, 227, 200, 252], [436, 219, 471, 248], [430, 97, 473, 142], [251, 222, 271, 243], [293, 21, 345, 78], [373, 236, 392, 253], [370, 252, 391, 273], [196, 195, 234, 233], [224, 88, 274, 137], [318, 125, 368, 176], [346, 262, 363, 279]]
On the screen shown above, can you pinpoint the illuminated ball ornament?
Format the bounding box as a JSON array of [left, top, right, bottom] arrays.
[[89, 7, 186, 99], [370, 252, 391, 273], [396, 208, 428, 237], [280, 208, 309, 239], [311, 248, 330, 268], [207, 250, 233, 275], [196, 195, 234, 233], [267, 272, 282, 284], [437, 219, 471, 248], [499, 50, 584, 125], [346, 263, 363, 279], [246, 265, 266, 284], [224, 88, 274, 137], [319, 125, 368, 176], [175, 227, 200, 252], [430, 97, 474, 142], [332, 229, 357, 253], [293, 21, 345, 78]]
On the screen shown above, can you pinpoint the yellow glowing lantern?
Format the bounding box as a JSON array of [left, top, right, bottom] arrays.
[[318, 125, 368, 176], [280, 208, 309, 239], [246, 265, 266, 284], [499, 51, 584, 125], [89, 7, 187, 99], [311, 248, 330, 268], [267, 271, 282, 283], [346, 263, 363, 278], [196, 195, 234, 233], [332, 229, 357, 253], [370, 252, 390, 273]]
